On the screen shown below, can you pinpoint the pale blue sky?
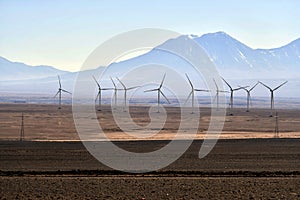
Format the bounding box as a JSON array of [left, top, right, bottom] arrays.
[[0, 0, 299, 71]]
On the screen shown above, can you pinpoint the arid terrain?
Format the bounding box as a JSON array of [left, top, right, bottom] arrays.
[[0, 103, 300, 140], [0, 103, 299, 199]]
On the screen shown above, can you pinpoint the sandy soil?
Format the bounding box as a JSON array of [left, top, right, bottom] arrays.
[[0, 103, 299, 141]]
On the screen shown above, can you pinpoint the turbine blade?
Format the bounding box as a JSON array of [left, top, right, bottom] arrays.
[[233, 86, 249, 91], [144, 89, 158, 93], [221, 77, 232, 90], [127, 86, 140, 90], [213, 78, 218, 90], [54, 90, 60, 98], [238, 85, 249, 92], [58, 75, 61, 89], [102, 88, 114, 90], [160, 91, 170, 104], [110, 77, 116, 88], [116, 77, 126, 89], [95, 92, 100, 102], [159, 73, 166, 89], [249, 82, 259, 92], [194, 89, 210, 92], [61, 89, 72, 94], [184, 91, 193, 104], [92, 75, 101, 88], [259, 81, 272, 90], [185, 73, 193, 89], [273, 81, 288, 91]]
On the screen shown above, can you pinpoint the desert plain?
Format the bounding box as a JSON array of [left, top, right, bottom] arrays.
[[0, 103, 299, 199]]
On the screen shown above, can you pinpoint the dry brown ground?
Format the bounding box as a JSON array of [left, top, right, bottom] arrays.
[[0, 104, 299, 199], [0, 139, 299, 172], [0, 139, 299, 199], [1, 176, 299, 200], [0, 103, 299, 140]]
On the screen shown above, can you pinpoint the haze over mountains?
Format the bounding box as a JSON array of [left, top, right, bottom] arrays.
[[196, 32, 300, 78], [0, 56, 68, 81], [0, 31, 299, 97]]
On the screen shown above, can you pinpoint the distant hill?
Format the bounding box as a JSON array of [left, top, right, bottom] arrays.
[[94, 31, 300, 80], [0, 32, 299, 97], [195, 31, 300, 78], [1, 31, 300, 81], [0, 56, 68, 81]]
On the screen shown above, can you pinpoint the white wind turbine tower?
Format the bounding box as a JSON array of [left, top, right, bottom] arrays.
[[222, 78, 248, 115], [144, 73, 170, 113], [116, 77, 139, 112], [259, 81, 288, 117], [93, 76, 113, 111], [185, 73, 209, 114], [54, 75, 72, 109], [213, 78, 228, 110], [110, 77, 123, 109], [239, 82, 259, 112]]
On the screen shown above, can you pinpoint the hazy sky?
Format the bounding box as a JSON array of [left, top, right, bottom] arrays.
[[0, 0, 299, 71]]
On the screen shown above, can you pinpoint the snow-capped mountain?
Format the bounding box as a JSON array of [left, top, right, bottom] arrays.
[[0, 56, 68, 81], [0, 31, 299, 97], [195, 32, 300, 78], [1, 31, 300, 81], [99, 31, 300, 80]]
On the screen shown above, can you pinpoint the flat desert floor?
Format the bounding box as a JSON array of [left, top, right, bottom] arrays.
[[0, 104, 299, 199], [0, 103, 300, 140]]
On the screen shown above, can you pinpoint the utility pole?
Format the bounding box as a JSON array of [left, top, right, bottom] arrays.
[[274, 112, 279, 138], [20, 113, 25, 141]]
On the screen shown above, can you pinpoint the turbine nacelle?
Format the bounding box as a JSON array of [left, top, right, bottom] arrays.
[[259, 81, 288, 117], [221, 77, 248, 115], [185, 73, 209, 114], [239, 82, 259, 112], [54, 75, 72, 109], [93, 76, 114, 111], [116, 77, 140, 111], [144, 73, 170, 113]]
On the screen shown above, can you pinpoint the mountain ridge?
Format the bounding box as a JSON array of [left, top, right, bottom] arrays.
[[0, 56, 69, 81], [1, 31, 299, 97], [191, 31, 300, 77], [1, 31, 300, 80]]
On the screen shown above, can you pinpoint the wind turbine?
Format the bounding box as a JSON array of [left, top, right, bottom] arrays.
[[259, 81, 288, 117], [54, 75, 71, 109], [144, 73, 170, 113], [93, 76, 113, 111], [185, 73, 209, 114], [212, 78, 228, 110], [116, 77, 139, 111], [110, 77, 123, 109], [239, 82, 259, 112], [222, 78, 248, 115]]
